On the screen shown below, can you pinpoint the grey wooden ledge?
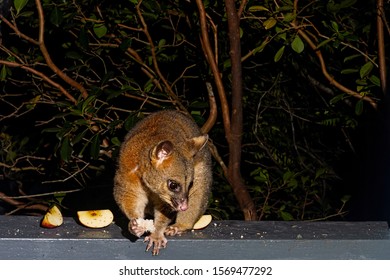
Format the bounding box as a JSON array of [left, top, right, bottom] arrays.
[[0, 215, 389, 260]]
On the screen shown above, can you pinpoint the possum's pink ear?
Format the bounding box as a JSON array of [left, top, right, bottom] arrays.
[[184, 134, 208, 157], [150, 140, 173, 166]]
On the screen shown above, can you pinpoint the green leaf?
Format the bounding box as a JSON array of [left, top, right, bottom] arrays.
[[287, 178, 298, 188], [223, 59, 231, 69], [315, 168, 326, 179], [60, 136, 72, 162], [321, 117, 340, 126], [341, 69, 358, 74], [26, 95, 41, 110], [111, 137, 121, 147], [355, 99, 364, 115], [343, 54, 361, 63], [50, 6, 63, 27], [79, 27, 89, 49], [356, 79, 368, 86], [369, 75, 381, 87], [263, 17, 277, 30], [341, 195, 351, 204], [19, 137, 29, 148], [327, 2, 340, 13], [252, 37, 271, 54], [280, 211, 294, 221], [72, 129, 88, 145], [90, 134, 100, 159], [275, 27, 287, 41], [331, 21, 339, 32], [359, 61, 373, 78], [93, 24, 108, 38], [274, 46, 285, 62], [340, 0, 357, 9], [283, 13, 296, 22], [283, 170, 294, 182], [316, 37, 334, 49], [124, 114, 139, 131], [251, 168, 269, 183], [81, 95, 96, 114], [42, 127, 62, 133], [18, 11, 34, 17], [248, 6, 269, 12], [291, 35, 304, 53], [54, 193, 66, 204], [278, 5, 294, 12], [0, 65, 7, 81], [329, 94, 345, 105], [6, 150, 17, 162], [65, 51, 83, 60], [119, 38, 132, 51], [158, 39, 166, 48], [14, 0, 29, 15]]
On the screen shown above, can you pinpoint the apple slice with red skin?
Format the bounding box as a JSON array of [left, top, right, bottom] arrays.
[[41, 205, 63, 228]]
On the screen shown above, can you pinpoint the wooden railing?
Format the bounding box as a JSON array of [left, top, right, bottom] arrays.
[[0, 216, 389, 259]]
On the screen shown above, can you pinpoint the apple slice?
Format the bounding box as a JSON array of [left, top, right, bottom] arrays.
[[77, 209, 114, 228], [193, 214, 212, 230], [41, 205, 63, 228]]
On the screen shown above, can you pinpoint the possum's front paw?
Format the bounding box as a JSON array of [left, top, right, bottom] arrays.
[[128, 219, 145, 237], [165, 223, 190, 236], [128, 218, 155, 237], [144, 233, 168, 255]]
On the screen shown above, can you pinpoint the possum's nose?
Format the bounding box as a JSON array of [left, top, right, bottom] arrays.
[[177, 198, 188, 211]]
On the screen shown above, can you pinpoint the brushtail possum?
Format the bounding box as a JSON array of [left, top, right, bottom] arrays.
[[113, 110, 212, 255]]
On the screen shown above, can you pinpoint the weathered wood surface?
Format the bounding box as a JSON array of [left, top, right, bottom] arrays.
[[0, 216, 389, 260]]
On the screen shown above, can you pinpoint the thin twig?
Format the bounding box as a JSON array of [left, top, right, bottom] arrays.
[[0, 60, 78, 103], [237, 0, 248, 18], [0, 192, 49, 215], [290, 21, 378, 109], [377, 0, 387, 95], [0, 15, 39, 45], [41, 162, 90, 184], [35, 0, 88, 100], [195, 0, 231, 134], [5, 188, 83, 200], [136, 0, 186, 111]]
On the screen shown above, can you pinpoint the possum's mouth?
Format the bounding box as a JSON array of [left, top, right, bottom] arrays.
[[171, 197, 188, 211]]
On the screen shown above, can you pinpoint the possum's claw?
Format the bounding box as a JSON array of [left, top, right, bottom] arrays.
[[165, 223, 189, 236], [144, 233, 167, 255]]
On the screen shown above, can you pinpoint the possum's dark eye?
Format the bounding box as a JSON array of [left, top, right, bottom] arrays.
[[168, 180, 181, 193]]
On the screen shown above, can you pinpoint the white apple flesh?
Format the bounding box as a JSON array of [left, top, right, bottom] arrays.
[[41, 205, 63, 228], [193, 214, 212, 230], [77, 209, 114, 228]]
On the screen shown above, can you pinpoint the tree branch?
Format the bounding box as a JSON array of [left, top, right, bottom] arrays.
[[225, 0, 257, 220], [0, 1, 88, 104], [290, 21, 378, 109], [0, 60, 78, 104], [0, 192, 49, 215], [237, 0, 248, 18], [377, 0, 387, 96], [136, 0, 186, 112], [195, 0, 231, 135], [0, 14, 39, 45], [35, 0, 88, 100]]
